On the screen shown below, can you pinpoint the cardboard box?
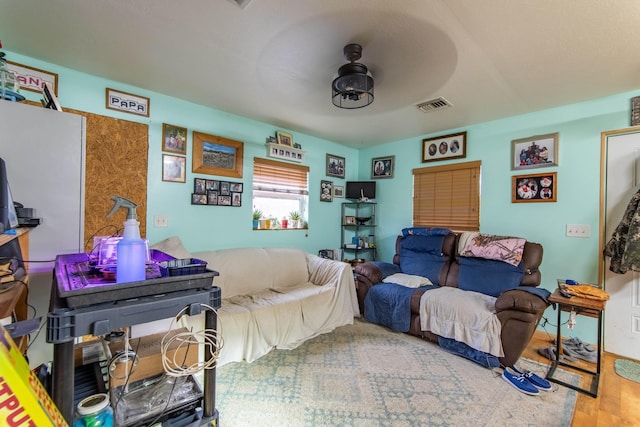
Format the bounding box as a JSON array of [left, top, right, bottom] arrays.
[[109, 328, 198, 388], [74, 338, 106, 367], [0, 324, 68, 426]]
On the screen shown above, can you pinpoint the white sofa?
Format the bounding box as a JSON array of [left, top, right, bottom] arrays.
[[151, 237, 359, 366]]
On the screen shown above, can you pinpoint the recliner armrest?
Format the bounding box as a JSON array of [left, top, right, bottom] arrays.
[[495, 288, 549, 315], [354, 261, 401, 285]]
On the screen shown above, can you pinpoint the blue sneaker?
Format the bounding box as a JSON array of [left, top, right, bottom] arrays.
[[502, 367, 539, 395], [511, 366, 552, 391]]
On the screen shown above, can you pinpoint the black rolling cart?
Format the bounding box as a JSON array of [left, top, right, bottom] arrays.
[[46, 252, 221, 425]]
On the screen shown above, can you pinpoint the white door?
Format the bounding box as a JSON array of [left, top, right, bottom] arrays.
[[603, 129, 640, 360]]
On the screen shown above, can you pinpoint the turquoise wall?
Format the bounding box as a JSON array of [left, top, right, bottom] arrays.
[[8, 49, 638, 342], [6, 50, 358, 255], [360, 92, 639, 341]]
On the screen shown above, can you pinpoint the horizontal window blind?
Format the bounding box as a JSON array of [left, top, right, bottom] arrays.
[[253, 157, 309, 195], [413, 160, 480, 231]]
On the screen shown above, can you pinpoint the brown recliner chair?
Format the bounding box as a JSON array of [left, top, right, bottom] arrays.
[[355, 232, 548, 367]]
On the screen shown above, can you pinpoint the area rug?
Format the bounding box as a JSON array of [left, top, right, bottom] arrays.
[[215, 319, 578, 426], [614, 358, 640, 383]]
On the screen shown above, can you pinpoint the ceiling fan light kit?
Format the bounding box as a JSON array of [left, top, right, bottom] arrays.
[[332, 43, 374, 109]]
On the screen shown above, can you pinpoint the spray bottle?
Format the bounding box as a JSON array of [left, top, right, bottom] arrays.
[[106, 196, 147, 283]]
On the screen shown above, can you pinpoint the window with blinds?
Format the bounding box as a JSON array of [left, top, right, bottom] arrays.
[[253, 157, 309, 225], [412, 160, 481, 231]]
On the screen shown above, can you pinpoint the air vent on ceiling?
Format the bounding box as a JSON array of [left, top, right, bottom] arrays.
[[416, 97, 452, 113], [227, 0, 252, 9]]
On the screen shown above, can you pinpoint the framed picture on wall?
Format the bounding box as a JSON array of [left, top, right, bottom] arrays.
[[422, 132, 466, 163], [512, 172, 557, 203], [326, 154, 345, 178], [162, 154, 186, 183], [276, 131, 293, 146], [162, 123, 187, 154], [194, 178, 207, 194], [511, 132, 558, 170], [320, 180, 333, 202], [192, 131, 244, 178], [371, 155, 395, 179]]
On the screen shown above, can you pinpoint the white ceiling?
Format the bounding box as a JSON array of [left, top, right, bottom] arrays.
[[2, 0, 640, 148]]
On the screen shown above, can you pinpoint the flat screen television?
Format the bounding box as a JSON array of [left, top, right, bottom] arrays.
[[346, 181, 376, 201], [0, 157, 19, 232]]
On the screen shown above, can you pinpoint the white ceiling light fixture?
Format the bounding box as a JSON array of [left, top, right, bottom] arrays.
[[332, 44, 374, 109]]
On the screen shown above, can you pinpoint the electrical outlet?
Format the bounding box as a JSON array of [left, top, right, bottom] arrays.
[[154, 215, 168, 228], [566, 224, 590, 238]]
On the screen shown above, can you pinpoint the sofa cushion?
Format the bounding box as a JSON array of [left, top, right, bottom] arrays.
[[457, 256, 524, 297], [150, 235, 193, 259], [194, 247, 309, 299], [398, 235, 447, 284]]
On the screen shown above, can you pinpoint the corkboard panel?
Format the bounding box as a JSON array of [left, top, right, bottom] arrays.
[[25, 101, 149, 250], [71, 109, 149, 250]]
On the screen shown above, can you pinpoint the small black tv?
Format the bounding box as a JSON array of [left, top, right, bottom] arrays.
[[0, 157, 18, 233], [346, 181, 376, 201]]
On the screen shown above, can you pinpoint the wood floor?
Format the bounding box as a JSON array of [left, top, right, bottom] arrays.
[[523, 331, 640, 427]]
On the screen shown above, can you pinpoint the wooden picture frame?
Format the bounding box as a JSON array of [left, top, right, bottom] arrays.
[[326, 154, 345, 178], [7, 61, 58, 95], [162, 123, 187, 154], [511, 132, 559, 170], [105, 87, 150, 117], [422, 131, 467, 163], [632, 96, 640, 126], [162, 154, 186, 183], [371, 155, 395, 179], [276, 131, 293, 146], [512, 172, 557, 203], [192, 131, 244, 178]]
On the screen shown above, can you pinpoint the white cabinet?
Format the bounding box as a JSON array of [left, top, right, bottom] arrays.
[[0, 101, 85, 273]]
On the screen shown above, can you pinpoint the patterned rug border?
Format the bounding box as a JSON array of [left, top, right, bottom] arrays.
[[215, 319, 579, 427]]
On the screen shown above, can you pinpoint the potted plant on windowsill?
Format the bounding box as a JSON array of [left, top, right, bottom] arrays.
[[289, 211, 301, 229], [253, 209, 263, 229]]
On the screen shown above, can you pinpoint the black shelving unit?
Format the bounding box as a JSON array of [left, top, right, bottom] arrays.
[[47, 253, 221, 426], [341, 202, 377, 261]]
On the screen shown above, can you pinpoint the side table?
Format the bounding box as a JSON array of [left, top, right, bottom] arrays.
[[546, 288, 606, 398]]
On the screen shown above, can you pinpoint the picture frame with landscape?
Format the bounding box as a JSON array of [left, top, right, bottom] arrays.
[[192, 131, 244, 178]]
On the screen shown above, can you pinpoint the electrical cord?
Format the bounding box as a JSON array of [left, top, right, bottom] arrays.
[[83, 224, 120, 254], [161, 303, 224, 377]]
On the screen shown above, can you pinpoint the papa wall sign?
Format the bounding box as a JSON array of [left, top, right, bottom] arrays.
[[106, 88, 150, 117]]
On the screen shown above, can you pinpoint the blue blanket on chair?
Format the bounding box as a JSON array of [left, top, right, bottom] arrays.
[[364, 283, 437, 332]]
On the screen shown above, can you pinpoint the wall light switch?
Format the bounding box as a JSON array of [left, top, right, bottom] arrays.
[[566, 224, 590, 238], [154, 215, 168, 228]]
